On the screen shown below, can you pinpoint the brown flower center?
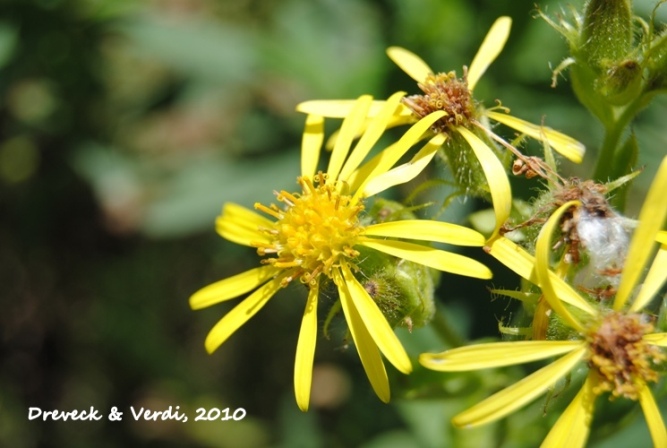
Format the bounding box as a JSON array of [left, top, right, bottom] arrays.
[[402, 70, 475, 135], [586, 311, 665, 400]]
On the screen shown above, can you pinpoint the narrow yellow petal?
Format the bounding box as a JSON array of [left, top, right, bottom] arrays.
[[334, 268, 390, 402], [467, 16, 511, 91], [643, 332, 667, 347], [215, 219, 272, 247], [386, 46, 433, 83], [616, 156, 667, 310], [204, 277, 283, 354], [487, 237, 597, 315], [485, 111, 585, 163], [222, 202, 274, 228], [190, 265, 280, 310], [535, 201, 586, 332], [340, 263, 412, 374], [657, 231, 667, 245], [296, 99, 413, 119], [419, 341, 583, 371], [294, 285, 319, 412], [360, 238, 492, 279], [630, 243, 667, 312], [327, 96, 373, 182], [638, 382, 667, 448], [353, 111, 446, 200], [451, 346, 586, 428], [364, 219, 485, 247], [339, 92, 406, 182], [457, 127, 512, 238], [362, 133, 445, 197], [541, 374, 596, 448], [301, 114, 324, 177]]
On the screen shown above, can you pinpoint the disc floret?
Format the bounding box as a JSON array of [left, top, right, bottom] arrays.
[[253, 172, 364, 287], [586, 311, 666, 400]]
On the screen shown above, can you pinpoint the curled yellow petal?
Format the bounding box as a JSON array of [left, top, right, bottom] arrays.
[[386, 46, 432, 83], [452, 346, 586, 428], [419, 340, 583, 371], [296, 99, 413, 119], [364, 219, 485, 247], [541, 374, 596, 448], [535, 200, 586, 332], [360, 238, 492, 279], [190, 265, 280, 310], [204, 277, 283, 354], [486, 111, 585, 163], [334, 268, 390, 402], [294, 285, 319, 412], [638, 382, 667, 448], [362, 133, 445, 197], [457, 127, 512, 239], [301, 114, 324, 178], [467, 16, 511, 91], [616, 156, 667, 310], [340, 263, 412, 374], [487, 237, 597, 316]]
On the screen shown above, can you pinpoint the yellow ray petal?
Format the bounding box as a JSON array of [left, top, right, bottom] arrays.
[[541, 374, 596, 448], [451, 346, 586, 428], [359, 238, 492, 279], [467, 16, 511, 91], [420, 340, 583, 371], [630, 243, 667, 312], [334, 268, 390, 402], [301, 114, 324, 178], [294, 285, 319, 412], [362, 133, 445, 197], [535, 201, 586, 332], [204, 277, 283, 354], [339, 92, 406, 182], [485, 111, 585, 163], [487, 237, 597, 315], [616, 156, 667, 310], [296, 99, 414, 119], [190, 265, 280, 310], [657, 231, 667, 245], [222, 202, 274, 228], [638, 382, 667, 448], [353, 111, 446, 200], [457, 127, 512, 238], [216, 219, 272, 247], [386, 46, 433, 83], [340, 263, 412, 374], [643, 332, 667, 347], [364, 219, 485, 247], [327, 96, 373, 182]]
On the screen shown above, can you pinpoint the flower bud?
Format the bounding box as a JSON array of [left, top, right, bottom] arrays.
[[581, 0, 633, 69]]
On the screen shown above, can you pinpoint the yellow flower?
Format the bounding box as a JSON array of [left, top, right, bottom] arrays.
[[420, 156, 667, 447], [297, 17, 584, 238], [190, 94, 493, 411]]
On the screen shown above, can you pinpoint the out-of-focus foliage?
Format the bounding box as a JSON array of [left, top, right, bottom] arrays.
[[1, 1, 665, 447]]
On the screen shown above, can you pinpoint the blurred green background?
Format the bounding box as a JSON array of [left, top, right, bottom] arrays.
[[1, 0, 665, 447]]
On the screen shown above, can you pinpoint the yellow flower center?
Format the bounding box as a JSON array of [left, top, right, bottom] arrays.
[[253, 172, 363, 287], [586, 311, 665, 400], [403, 70, 475, 135]]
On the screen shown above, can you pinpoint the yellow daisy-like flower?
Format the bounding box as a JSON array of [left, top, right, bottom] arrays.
[[190, 94, 493, 412], [420, 156, 667, 447], [297, 17, 585, 238]]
